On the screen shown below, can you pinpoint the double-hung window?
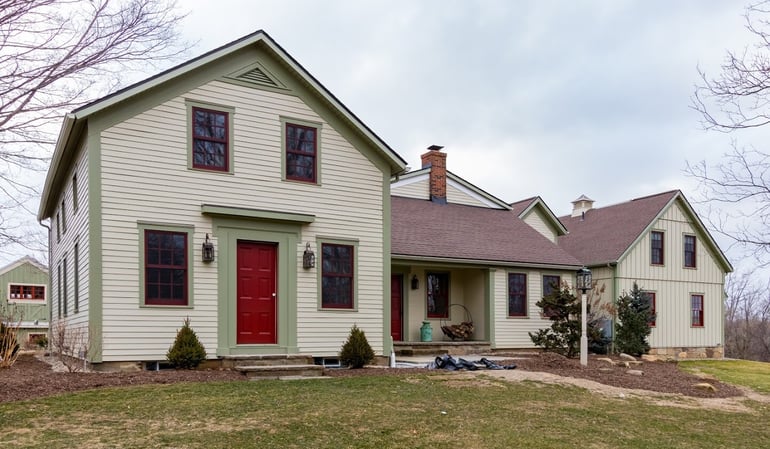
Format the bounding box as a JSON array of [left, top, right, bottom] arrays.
[[684, 235, 697, 268], [508, 273, 527, 317], [285, 123, 317, 183], [650, 231, 664, 265], [427, 273, 449, 318], [321, 243, 354, 309], [191, 107, 229, 171], [691, 294, 704, 327], [645, 291, 656, 327], [144, 230, 188, 306]]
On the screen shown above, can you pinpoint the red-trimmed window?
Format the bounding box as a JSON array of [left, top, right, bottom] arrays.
[[691, 294, 704, 327], [645, 292, 656, 327], [321, 243, 354, 309], [145, 230, 188, 306], [650, 231, 664, 265], [8, 284, 45, 301], [542, 275, 561, 297], [508, 273, 527, 316], [427, 272, 450, 318], [286, 123, 317, 183], [192, 107, 229, 171], [684, 235, 697, 268]]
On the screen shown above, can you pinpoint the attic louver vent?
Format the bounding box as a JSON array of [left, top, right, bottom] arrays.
[[238, 68, 277, 87]]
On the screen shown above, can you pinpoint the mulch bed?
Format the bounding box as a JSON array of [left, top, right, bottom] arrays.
[[0, 352, 743, 404]]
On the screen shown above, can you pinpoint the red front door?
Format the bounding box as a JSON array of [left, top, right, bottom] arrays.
[[237, 241, 277, 344], [390, 274, 403, 342]]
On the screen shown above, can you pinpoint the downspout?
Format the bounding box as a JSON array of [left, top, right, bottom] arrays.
[[608, 262, 618, 354], [39, 220, 52, 346]]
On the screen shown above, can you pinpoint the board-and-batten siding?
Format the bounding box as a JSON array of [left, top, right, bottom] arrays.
[[49, 138, 91, 340], [98, 80, 386, 361], [616, 201, 726, 349], [492, 268, 574, 348], [522, 209, 558, 243], [0, 263, 49, 323]]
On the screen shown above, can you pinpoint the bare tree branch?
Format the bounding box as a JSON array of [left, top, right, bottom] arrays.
[[0, 0, 192, 256]]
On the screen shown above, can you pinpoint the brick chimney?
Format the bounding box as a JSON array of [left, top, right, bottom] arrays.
[[421, 145, 447, 204], [571, 194, 595, 218]]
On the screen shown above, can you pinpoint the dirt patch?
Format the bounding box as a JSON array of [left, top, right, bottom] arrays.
[[0, 352, 751, 406]]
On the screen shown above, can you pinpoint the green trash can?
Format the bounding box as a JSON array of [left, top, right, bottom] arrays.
[[420, 321, 432, 342]]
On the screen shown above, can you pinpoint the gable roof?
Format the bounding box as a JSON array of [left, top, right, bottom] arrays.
[[392, 168, 511, 209], [392, 196, 581, 268], [0, 256, 48, 276], [509, 196, 568, 236], [38, 30, 407, 220], [558, 190, 732, 272]]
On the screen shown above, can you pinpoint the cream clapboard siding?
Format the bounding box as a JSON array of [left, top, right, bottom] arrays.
[[98, 80, 386, 360], [49, 138, 91, 342], [616, 201, 725, 348], [446, 182, 490, 208], [492, 268, 574, 348], [391, 177, 429, 200], [522, 209, 558, 243]]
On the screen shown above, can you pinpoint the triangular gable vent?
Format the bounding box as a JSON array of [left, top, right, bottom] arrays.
[[239, 67, 277, 86], [225, 63, 287, 90]]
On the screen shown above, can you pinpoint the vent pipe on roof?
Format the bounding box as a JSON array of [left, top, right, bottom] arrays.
[[421, 145, 447, 204], [571, 194, 595, 218]]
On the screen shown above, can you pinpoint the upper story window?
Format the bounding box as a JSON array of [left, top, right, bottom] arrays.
[[285, 123, 317, 183], [684, 235, 697, 268], [427, 272, 450, 318], [72, 173, 78, 212], [691, 294, 704, 327], [321, 243, 354, 309], [144, 230, 188, 306], [508, 273, 527, 317], [192, 107, 229, 171], [650, 231, 664, 265], [8, 284, 46, 302], [55, 212, 61, 243], [61, 200, 67, 234]]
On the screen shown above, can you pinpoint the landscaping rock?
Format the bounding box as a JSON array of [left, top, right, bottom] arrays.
[[694, 382, 717, 392], [641, 354, 658, 362], [595, 357, 615, 366], [619, 353, 637, 361], [626, 369, 644, 376]]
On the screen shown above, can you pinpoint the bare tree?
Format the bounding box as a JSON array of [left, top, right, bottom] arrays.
[[0, 0, 190, 257], [724, 271, 770, 361], [690, 1, 770, 265]]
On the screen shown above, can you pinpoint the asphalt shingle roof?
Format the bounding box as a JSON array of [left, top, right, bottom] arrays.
[[558, 190, 679, 266], [391, 196, 581, 267]]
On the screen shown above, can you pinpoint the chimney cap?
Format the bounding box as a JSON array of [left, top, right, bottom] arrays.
[[427, 145, 444, 152]]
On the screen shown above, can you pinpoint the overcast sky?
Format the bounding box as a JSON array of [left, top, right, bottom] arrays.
[[5, 1, 766, 268]]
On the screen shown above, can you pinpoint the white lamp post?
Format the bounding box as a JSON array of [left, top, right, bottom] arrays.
[[576, 267, 592, 367]]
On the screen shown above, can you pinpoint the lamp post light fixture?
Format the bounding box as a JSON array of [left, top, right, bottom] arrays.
[[576, 266, 592, 367]]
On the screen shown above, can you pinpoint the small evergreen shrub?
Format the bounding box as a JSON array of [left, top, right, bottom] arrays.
[[167, 317, 207, 369], [339, 324, 375, 368], [615, 283, 654, 356]]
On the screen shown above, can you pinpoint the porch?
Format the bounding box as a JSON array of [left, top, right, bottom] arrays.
[[393, 340, 492, 356]]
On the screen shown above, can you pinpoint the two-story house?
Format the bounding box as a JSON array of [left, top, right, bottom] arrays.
[[0, 257, 49, 346]]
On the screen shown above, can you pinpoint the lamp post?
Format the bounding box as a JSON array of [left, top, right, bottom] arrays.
[[576, 267, 592, 367]]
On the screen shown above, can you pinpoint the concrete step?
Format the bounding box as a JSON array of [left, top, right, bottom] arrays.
[[235, 364, 324, 380]]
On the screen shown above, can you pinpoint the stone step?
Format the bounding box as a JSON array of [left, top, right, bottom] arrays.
[[221, 354, 315, 369], [235, 364, 325, 380]]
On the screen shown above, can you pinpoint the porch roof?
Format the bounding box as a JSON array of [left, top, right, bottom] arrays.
[[391, 196, 581, 267]]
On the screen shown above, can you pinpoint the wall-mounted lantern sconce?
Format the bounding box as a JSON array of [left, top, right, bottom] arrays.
[[202, 233, 215, 263], [411, 275, 419, 290], [303, 242, 315, 269]]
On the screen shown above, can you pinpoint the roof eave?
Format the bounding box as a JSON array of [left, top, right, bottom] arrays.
[[392, 254, 582, 270], [38, 114, 77, 220]]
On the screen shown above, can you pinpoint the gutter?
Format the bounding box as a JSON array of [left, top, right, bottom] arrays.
[[38, 114, 77, 220]]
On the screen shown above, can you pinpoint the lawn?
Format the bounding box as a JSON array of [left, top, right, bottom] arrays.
[[679, 359, 770, 394], [1, 371, 769, 449]]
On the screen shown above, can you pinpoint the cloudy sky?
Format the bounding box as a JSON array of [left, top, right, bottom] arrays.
[[178, 0, 762, 268], [5, 1, 767, 268]]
